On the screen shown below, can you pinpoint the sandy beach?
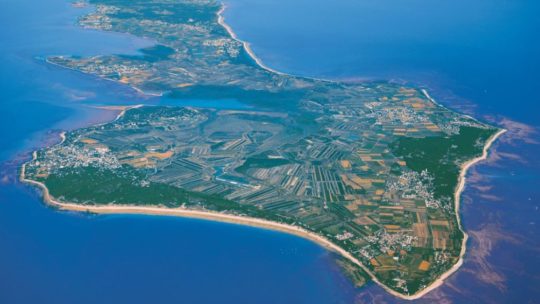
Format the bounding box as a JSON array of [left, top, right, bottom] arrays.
[[20, 126, 505, 300], [19, 2, 508, 300], [205, 5, 509, 298], [401, 128, 507, 299], [91, 104, 143, 120], [217, 4, 340, 85], [217, 4, 285, 76]]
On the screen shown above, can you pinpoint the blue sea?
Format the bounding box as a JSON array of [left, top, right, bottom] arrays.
[[1, 0, 538, 303]]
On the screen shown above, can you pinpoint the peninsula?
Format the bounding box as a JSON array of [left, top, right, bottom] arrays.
[[22, 0, 503, 298]]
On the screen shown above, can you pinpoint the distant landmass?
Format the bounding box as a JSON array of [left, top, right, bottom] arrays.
[[21, 0, 503, 298]]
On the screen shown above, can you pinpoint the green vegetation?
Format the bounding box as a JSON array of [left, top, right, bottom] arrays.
[[392, 126, 496, 199], [236, 156, 291, 174], [46, 167, 190, 206], [23, 0, 502, 297]]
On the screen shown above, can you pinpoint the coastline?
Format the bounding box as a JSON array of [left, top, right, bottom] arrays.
[[18, 141, 398, 299], [45, 57, 163, 97], [23, 1, 508, 300], [91, 104, 144, 120], [19, 127, 505, 300], [403, 127, 507, 298], [217, 3, 339, 85], [213, 2, 507, 300], [217, 4, 285, 76]]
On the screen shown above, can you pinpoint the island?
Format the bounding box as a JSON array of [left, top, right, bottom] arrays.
[[21, 0, 504, 299]]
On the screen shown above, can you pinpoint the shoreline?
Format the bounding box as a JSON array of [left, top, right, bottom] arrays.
[[19, 127, 505, 300], [217, 4, 285, 76], [212, 12, 508, 296], [216, 3, 338, 85], [18, 141, 401, 299], [404, 127, 507, 298], [45, 57, 163, 97], [90, 104, 144, 120], [26, 1, 508, 300]]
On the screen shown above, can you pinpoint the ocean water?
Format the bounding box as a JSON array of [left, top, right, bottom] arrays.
[[1, 0, 539, 303], [223, 0, 540, 302], [223, 0, 540, 125], [0, 0, 356, 303]]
